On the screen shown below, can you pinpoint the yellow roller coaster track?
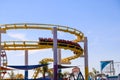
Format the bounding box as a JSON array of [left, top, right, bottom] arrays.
[[0, 23, 84, 79], [32, 38, 83, 79], [0, 23, 84, 42], [2, 41, 83, 56]]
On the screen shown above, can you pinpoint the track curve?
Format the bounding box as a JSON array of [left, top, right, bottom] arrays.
[[0, 23, 84, 42], [0, 23, 84, 79], [0, 23, 84, 64]]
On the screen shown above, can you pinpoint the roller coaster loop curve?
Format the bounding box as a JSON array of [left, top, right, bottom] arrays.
[[0, 23, 84, 79]]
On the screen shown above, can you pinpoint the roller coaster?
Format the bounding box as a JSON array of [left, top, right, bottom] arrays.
[[0, 23, 85, 79]]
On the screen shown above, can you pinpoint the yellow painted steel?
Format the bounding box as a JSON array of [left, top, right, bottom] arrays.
[[0, 23, 84, 42], [2, 41, 83, 63], [85, 66, 89, 80], [0, 23, 84, 79], [0, 23, 84, 64]]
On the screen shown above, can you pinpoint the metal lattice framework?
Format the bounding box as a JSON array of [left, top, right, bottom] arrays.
[[0, 50, 8, 79]]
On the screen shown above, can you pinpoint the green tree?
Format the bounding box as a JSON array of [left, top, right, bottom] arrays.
[[89, 68, 100, 80], [7, 70, 16, 79], [40, 61, 48, 79], [15, 73, 24, 79], [62, 71, 70, 79]]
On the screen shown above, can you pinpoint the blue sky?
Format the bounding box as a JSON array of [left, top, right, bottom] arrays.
[[0, 0, 120, 78]]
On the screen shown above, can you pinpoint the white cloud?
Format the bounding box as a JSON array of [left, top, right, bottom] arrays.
[[8, 33, 27, 40]]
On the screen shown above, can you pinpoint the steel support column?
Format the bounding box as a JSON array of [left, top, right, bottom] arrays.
[[53, 27, 58, 80], [84, 37, 89, 80], [25, 50, 28, 80]]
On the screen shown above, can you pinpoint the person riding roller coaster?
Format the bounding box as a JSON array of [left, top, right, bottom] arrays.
[[39, 38, 82, 54]]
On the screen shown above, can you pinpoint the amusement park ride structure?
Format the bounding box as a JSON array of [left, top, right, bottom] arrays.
[[0, 23, 89, 80]]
